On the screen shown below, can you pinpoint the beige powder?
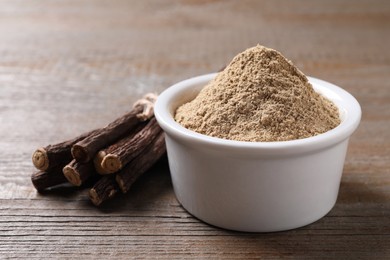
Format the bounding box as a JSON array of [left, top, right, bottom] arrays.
[[175, 45, 340, 142]]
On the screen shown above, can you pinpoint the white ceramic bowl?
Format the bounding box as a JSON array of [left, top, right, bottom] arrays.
[[155, 73, 361, 232]]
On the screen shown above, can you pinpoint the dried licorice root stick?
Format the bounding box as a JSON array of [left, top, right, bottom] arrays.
[[89, 175, 119, 206], [63, 159, 96, 186], [71, 93, 157, 163], [116, 132, 166, 194], [101, 118, 161, 174], [31, 166, 68, 192], [93, 122, 146, 175], [71, 106, 143, 163], [32, 129, 98, 171]]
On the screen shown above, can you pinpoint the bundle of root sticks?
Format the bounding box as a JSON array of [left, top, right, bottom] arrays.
[[31, 93, 166, 206]]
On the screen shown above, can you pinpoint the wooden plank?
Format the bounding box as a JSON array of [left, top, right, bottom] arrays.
[[0, 0, 389, 258]]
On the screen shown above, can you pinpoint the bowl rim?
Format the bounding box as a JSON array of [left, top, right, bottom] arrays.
[[154, 73, 361, 155]]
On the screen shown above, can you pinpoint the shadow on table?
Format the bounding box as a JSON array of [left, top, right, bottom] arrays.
[[90, 156, 173, 212], [207, 178, 389, 258], [34, 165, 388, 258], [34, 177, 98, 199], [337, 178, 388, 203], [34, 155, 172, 211]]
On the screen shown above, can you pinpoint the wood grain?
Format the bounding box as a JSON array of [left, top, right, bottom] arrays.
[[0, 0, 389, 258]]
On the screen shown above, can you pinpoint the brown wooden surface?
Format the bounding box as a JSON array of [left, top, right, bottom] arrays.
[[1, 0, 389, 258]]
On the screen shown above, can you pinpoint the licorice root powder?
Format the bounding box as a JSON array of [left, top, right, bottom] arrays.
[[175, 45, 341, 142]]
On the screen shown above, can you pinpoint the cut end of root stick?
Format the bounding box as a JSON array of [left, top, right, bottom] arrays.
[[71, 145, 89, 163], [89, 188, 102, 206], [32, 148, 49, 171], [88, 187, 118, 206], [63, 165, 82, 186], [94, 151, 110, 175], [101, 154, 122, 174]]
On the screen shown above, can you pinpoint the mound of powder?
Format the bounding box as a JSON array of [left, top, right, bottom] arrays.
[[175, 45, 340, 142]]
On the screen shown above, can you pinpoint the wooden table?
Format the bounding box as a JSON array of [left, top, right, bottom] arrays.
[[1, 0, 389, 258]]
